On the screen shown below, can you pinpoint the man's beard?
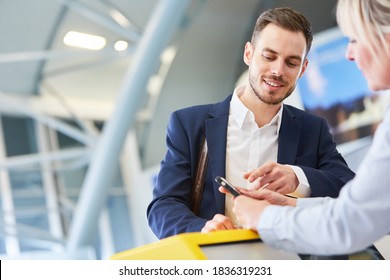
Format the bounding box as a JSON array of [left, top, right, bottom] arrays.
[[249, 73, 296, 105]]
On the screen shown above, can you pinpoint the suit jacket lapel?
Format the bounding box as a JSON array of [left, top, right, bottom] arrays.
[[205, 96, 230, 213], [278, 105, 301, 164]]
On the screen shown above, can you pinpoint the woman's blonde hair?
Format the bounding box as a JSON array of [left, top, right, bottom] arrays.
[[336, 0, 390, 63]]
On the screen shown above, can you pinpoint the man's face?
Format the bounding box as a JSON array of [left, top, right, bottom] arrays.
[[244, 23, 308, 105]]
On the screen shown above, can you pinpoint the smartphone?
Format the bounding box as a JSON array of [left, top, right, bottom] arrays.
[[214, 176, 241, 197]]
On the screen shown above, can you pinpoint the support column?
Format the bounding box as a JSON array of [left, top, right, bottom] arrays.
[[67, 0, 191, 251]]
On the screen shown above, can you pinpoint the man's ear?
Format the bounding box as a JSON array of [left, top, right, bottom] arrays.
[[243, 42, 253, 66], [298, 59, 309, 78]]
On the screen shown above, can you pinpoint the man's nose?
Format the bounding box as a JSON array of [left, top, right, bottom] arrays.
[[270, 60, 285, 76]]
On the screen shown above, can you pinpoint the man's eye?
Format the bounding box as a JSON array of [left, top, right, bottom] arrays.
[[263, 55, 273, 61], [287, 61, 299, 67]]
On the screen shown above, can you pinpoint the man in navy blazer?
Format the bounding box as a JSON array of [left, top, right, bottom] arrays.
[[147, 95, 355, 239], [147, 7, 355, 239]]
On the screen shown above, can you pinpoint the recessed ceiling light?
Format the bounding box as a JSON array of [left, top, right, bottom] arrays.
[[114, 40, 128, 51], [63, 31, 106, 50]]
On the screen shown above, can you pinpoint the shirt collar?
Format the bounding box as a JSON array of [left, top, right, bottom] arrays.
[[230, 85, 283, 134]]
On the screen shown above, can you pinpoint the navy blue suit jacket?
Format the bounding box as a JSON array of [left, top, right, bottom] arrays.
[[147, 95, 355, 239]]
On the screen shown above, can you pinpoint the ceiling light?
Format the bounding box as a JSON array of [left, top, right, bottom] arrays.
[[114, 40, 128, 51], [161, 46, 177, 64], [110, 10, 130, 28], [63, 31, 106, 50]]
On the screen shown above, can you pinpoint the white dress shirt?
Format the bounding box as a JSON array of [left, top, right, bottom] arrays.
[[258, 106, 390, 255], [225, 86, 310, 224]]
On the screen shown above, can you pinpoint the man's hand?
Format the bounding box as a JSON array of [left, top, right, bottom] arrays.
[[239, 188, 297, 207], [219, 186, 297, 207], [201, 214, 236, 233], [244, 162, 299, 194]]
